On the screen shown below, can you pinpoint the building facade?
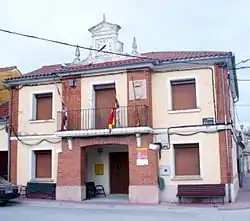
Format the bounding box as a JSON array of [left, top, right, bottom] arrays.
[[4, 17, 240, 203]]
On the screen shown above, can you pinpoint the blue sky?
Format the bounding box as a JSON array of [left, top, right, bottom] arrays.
[[0, 0, 249, 126]]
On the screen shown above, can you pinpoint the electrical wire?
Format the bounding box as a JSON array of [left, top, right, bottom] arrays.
[[170, 129, 226, 137], [0, 28, 155, 60], [10, 125, 61, 146], [237, 79, 250, 82], [0, 28, 232, 67]]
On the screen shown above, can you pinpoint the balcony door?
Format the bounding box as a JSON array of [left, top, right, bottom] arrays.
[[95, 84, 116, 129]]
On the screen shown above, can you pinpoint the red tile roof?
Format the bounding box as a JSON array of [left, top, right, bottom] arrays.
[[7, 51, 233, 81], [24, 64, 62, 77], [0, 66, 17, 72], [143, 51, 232, 61]]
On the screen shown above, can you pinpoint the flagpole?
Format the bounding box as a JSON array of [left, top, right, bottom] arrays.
[[53, 78, 68, 131], [131, 76, 140, 126]]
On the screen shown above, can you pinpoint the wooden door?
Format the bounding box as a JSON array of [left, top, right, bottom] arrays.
[[109, 152, 129, 194], [95, 87, 116, 129]]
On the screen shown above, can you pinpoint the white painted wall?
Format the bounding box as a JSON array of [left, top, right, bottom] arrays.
[[85, 144, 128, 195], [18, 84, 62, 135], [0, 125, 8, 151], [152, 67, 216, 128], [158, 133, 221, 202], [17, 139, 61, 185]]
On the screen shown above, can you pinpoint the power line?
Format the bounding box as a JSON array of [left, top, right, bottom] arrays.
[[236, 59, 250, 66], [235, 104, 250, 107], [235, 66, 250, 70], [0, 28, 157, 61], [0, 28, 231, 67], [237, 79, 250, 82]]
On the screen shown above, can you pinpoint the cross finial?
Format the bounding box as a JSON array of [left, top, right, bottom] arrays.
[[103, 14, 106, 22], [75, 45, 80, 58], [132, 36, 138, 54], [72, 45, 81, 64]]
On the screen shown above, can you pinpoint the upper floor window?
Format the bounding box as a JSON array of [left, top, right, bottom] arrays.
[[33, 93, 53, 120], [174, 143, 200, 176], [171, 79, 197, 110]]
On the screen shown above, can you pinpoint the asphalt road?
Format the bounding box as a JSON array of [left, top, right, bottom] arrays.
[[1, 201, 250, 221]]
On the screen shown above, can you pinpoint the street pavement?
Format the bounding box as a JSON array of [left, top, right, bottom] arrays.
[[2, 173, 250, 221], [1, 200, 250, 221]]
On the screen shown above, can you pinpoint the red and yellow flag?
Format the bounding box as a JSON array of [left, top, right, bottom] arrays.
[[108, 98, 119, 133], [108, 108, 115, 133]]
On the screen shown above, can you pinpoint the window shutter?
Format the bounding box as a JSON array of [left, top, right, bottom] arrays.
[[35, 150, 52, 178], [36, 93, 52, 120], [174, 144, 200, 176], [171, 80, 196, 110]]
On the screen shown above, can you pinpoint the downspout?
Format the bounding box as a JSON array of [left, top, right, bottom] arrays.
[[221, 66, 232, 203], [7, 86, 12, 182]]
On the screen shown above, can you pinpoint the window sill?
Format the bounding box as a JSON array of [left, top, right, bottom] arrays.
[[168, 108, 201, 114], [171, 175, 203, 181], [29, 119, 55, 124], [30, 178, 55, 183]]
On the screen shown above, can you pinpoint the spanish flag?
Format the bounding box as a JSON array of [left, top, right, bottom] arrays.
[[108, 98, 119, 133]]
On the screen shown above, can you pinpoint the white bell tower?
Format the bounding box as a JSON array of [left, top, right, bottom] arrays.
[[87, 14, 124, 62]]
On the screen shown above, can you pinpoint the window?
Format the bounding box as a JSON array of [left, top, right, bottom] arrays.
[[33, 93, 53, 120], [174, 143, 200, 176], [34, 150, 52, 179], [171, 79, 197, 110]]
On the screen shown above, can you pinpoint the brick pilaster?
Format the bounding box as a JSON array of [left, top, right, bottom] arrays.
[[214, 65, 233, 184], [10, 88, 19, 184]]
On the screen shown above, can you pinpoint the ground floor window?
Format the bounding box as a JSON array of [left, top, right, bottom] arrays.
[[34, 150, 52, 178], [174, 143, 200, 176]]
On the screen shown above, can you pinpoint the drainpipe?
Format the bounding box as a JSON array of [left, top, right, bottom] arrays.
[[220, 66, 232, 203]]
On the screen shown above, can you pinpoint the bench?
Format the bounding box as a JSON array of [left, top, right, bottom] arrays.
[[85, 182, 106, 200], [20, 182, 56, 200], [176, 184, 226, 204]]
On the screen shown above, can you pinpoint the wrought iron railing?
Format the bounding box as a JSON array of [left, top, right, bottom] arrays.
[[57, 105, 149, 131]]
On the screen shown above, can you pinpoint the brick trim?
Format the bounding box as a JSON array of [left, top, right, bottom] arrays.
[[10, 89, 19, 137], [57, 135, 158, 187], [10, 140, 17, 184], [214, 65, 233, 184], [9, 88, 19, 184], [127, 69, 153, 127]]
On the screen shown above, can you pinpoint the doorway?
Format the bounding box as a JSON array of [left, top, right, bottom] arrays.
[[109, 152, 129, 194], [0, 151, 8, 179], [95, 84, 116, 129]]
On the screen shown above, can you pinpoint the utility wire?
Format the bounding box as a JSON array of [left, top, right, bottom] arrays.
[[236, 104, 250, 107], [237, 79, 250, 82], [0, 28, 156, 60], [0, 28, 233, 67], [10, 125, 61, 146]]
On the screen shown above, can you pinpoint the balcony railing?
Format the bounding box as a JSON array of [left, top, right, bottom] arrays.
[[57, 105, 149, 131]]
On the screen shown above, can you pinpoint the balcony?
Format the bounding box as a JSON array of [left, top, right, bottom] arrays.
[[56, 105, 150, 133]]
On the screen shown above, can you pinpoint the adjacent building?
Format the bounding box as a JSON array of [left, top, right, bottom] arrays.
[[0, 66, 22, 179], [4, 16, 240, 203]]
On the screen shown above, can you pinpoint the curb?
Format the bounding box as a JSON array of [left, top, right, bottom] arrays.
[[16, 199, 220, 213], [218, 205, 250, 211]]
